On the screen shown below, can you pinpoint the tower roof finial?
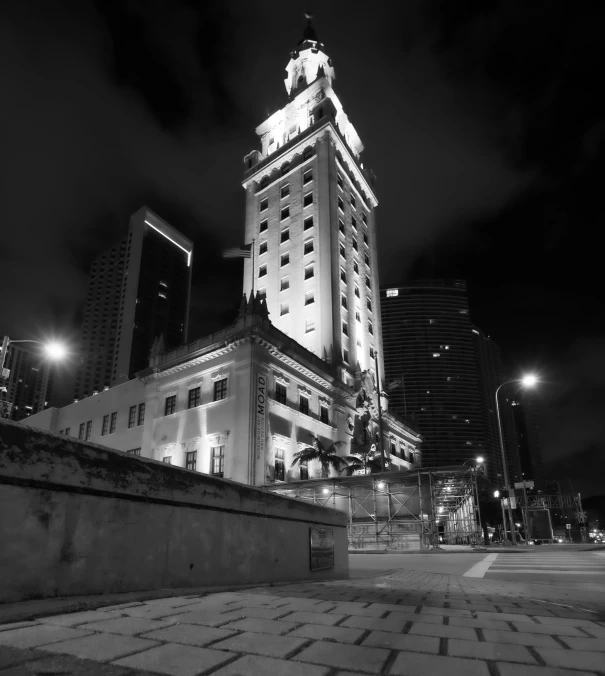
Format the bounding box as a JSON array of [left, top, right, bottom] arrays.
[[299, 9, 318, 45]]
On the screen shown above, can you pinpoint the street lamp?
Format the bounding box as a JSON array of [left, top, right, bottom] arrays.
[[0, 337, 68, 414], [495, 374, 539, 546]]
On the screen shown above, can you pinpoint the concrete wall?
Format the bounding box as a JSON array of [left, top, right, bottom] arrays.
[[0, 420, 348, 603]]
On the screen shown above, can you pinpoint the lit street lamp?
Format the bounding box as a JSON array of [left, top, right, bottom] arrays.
[[495, 374, 539, 546], [0, 337, 68, 415]]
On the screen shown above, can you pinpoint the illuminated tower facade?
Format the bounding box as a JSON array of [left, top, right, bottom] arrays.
[[242, 20, 383, 387]]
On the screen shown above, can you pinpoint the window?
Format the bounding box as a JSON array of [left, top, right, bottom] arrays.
[[354, 285, 360, 298], [341, 295, 347, 309], [351, 194, 357, 209], [281, 206, 289, 220], [303, 192, 313, 207], [102, 414, 109, 436], [275, 382, 287, 405], [352, 237, 358, 251], [355, 310, 361, 322], [281, 162, 290, 176], [304, 264, 314, 280], [352, 218, 358, 232], [362, 212, 368, 225], [363, 232, 369, 246], [303, 168, 313, 184], [165, 395, 176, 416], [85, 420, 92, 441], [127, 448, 141, 456], [300, 460, 309, 481], [368, 322, 374, 335], [280, 229, 289, 243], [280, 302, 289, 316], [188, 386, 201, 409], [304, 291, 314, 305], [211, 446, 225, 478], [304, 215, 313, 230], [259, 241, 268, 255], [259, 264, 267, 277], [280, 277, 289, 291], [343, 348, 349, 364], [320, 405, 330, 424], [340, 268, 347, 283], [366, 275, 371, 289], [275, 448, 285, 481], [340, 243, 345, 257], [299, 395, 309, 415], [281, 252, 289, 267], [369, 346, 375, 359], [186, 451, 197, 471], [128, 406, 136, 428], [338, 196, 344, 211], [79, 423, 85, 439], [342, 322, 349, 337], [260, 198, 268, 212], [337, 173, 343, 189], [386, 288, 398, 297], [304, 239, 314, 255], [214, 378, 228, 401], [353, 261, 359, 275], [260, 220, 268, 233], [138, 403, 145, 426], [390, 440, 397, 457], [339, 219, 345, 234], [163, 456, 172, 464], [305, 319, 315, 333]]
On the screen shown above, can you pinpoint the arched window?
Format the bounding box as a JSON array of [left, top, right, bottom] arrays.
[[260, 176, 269, 190], [281, 162, 290, 176]]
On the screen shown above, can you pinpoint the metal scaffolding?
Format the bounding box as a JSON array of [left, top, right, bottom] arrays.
[[264, 467, 482, 550]]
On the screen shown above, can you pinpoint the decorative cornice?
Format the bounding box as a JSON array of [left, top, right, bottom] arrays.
[[298, 384, 312, 398], [211, 372, 229, 382], [273, 372, 290, 387], [145, 340, 246, 381]]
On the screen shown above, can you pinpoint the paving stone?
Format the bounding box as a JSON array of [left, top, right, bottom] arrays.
[[0, 653, 139, 675], [579, 622, 605, 638], [535, 646, 605, 671], [225, 606, 291, 620], [293, 640, 390, 674], [280, 611, 346, 626], [142, 597, 207, 608], [0, 622, 41, 633], [482, 629, 560, 647], [98, 603, 145, 612], [120, 605, 191, 620], [211, 653, 330, 676], [496, 664, 596, 676], [140, 623, 238, 647], [267, 597, 324, 610], [288, 623, 365, 644], [0, 646, 46, 669], [448, 638, 536, 663], [561, 635, 605, 651], [475, 611, 535, 623], [366, 603, 418, 614], [152, 609, 243, 627], [0, 625, 92, 649], [82, 616, 176, 636], [389, 652, 491, 676], [209, 631, 307, 659], [39, 611, 123, 627], [220, 617, 299, 636], [448, 616, 512, 631], [509, 622, 585, 637], [388, 611, 444, 625], [533, 614, 603, 627], [420, 606, 473, 618], [232, 593, 287, 605], [114, 642, 235, 676], [362, 630, 440, 653], [341, 615, 407, 633], [42, 632, 159, 661], [408, 622, 477, 640]]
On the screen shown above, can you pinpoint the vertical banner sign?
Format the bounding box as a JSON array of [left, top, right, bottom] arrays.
[[255, 373, 266, 461]]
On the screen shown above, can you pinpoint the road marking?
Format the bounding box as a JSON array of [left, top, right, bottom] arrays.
[[486, 569, 605, 575], [463, 553, 498, 578]]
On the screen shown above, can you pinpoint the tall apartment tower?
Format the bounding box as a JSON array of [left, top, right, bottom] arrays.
[[241, 20, 383, 386], [380, 280, 491, 470], [510, 393, 545, 489], [0, 343, 52, 421], [74, 207, 193, 400]]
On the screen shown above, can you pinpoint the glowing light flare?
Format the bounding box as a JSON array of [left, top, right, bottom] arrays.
[[44, 342, 67, 360], [521, 374, 538, 387], [476, 456, 484, 464], [494, 490, 500, 498]]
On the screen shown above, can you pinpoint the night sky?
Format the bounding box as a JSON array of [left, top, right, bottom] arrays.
[[1, 1, 603, 497]]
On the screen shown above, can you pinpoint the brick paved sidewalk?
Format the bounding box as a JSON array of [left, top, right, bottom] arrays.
[[1, 568, 604, 676]]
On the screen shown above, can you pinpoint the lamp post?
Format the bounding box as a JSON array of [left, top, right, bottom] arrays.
[[0, 338, 67, 415], [495, 374, 538, 546]]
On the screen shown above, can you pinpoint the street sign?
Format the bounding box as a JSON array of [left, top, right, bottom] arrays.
[[566, 523, 571, 529], [514, 481, 534, 489], [503, 497, 517, 509]]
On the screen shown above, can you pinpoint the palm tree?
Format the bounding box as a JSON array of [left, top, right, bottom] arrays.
[[291, 436, 347, 479], [342, 438, 386, 476]]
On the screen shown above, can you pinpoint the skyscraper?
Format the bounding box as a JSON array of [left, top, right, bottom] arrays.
[[0, 342, 52, 421], [74, 207, 193, 400], [380, 280, 491, 470], [510, 392, 545, 489], [241, 19, 382, 387]]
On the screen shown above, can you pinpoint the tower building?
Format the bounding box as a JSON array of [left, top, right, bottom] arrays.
[[0, 342, 52, 421], [74, 207, 193, 400], [242, 20, 382, 387]]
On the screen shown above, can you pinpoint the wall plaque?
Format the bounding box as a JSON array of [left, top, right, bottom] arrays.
[[309, 527, 334, 571]]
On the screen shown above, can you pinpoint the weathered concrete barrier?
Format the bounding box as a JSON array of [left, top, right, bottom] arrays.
[[0, 421, 348, 603]]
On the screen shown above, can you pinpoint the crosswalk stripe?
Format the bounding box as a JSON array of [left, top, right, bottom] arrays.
[[486, 570, 605, 575]]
